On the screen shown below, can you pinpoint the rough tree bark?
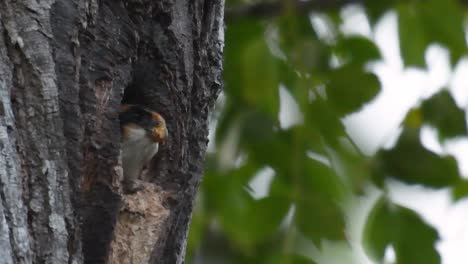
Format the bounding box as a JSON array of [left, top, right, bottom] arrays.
[[0, 0, 224, 263]]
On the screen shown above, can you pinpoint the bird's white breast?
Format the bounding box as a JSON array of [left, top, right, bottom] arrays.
[[121, 126, 159, 181]]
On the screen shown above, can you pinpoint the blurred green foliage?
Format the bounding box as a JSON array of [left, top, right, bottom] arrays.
[[363, 198, 441, 264], [187, 0, 468, 263]]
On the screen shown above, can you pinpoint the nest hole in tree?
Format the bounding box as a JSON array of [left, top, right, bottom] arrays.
[[120, 63, 173, 188]]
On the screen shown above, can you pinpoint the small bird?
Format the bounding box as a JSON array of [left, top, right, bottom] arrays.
[[119, 104, 168, 193]]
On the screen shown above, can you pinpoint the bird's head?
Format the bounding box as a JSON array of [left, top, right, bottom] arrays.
[[120, 104, 168, 144]]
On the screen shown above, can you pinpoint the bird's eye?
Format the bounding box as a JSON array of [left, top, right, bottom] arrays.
[[153, 120, 161, 127]]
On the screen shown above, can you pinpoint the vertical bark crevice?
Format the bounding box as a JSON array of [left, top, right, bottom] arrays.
[[76, 0, 132, 261]]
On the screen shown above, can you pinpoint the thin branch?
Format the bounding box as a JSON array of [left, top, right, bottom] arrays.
[[225, 0, 362, 21]]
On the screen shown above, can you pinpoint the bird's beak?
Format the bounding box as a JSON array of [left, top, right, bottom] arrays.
[[152, 126, 168, 144]]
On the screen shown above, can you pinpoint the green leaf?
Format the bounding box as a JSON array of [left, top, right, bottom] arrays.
[[421, 90, 467, 140], [326, 65, 381, 115], [394, 206, 441, 264], [266, 254, 317, 264], [214, 100, 240, 147], [295, 159, 346, 244], [398, 0, 467, 67], [364, 0, 395, 25], [362, 198, 393, 260], [240, 111, 288, 170], [277, 14, 329, 73], [419, 0, 466, 65], [224, 19, 265, 96], [241, 37, 280, 115], [334, 36, 381, 66], [224, 20, 279, 116], [270, 157, 346, 245], [296, 194, 345, 245], [363, 198, 441, 264], [376, 129, 460, 187], [244, 196, 291, 243], [204, 161, 290, 250], [186, 193, 205, 260], [331, 140, 371, 194], [452, 180, 468, 200], [303, 159, 346, 201], [398, 4, 428, 67], [306, 97, 347, 146], [203, 163, 257, 214], [404, 108, 424, 129]]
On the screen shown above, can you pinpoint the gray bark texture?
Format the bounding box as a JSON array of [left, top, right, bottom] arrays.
[[0, 0, 224, 263]]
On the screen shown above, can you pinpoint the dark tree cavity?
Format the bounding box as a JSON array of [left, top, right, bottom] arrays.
[[0, 0, 224, 263]]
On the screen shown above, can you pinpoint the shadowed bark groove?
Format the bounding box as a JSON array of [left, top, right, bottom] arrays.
[[0, 0, 224, 263]]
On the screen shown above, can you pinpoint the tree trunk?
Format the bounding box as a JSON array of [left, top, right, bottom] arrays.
[[0, 0, 224, 263]]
